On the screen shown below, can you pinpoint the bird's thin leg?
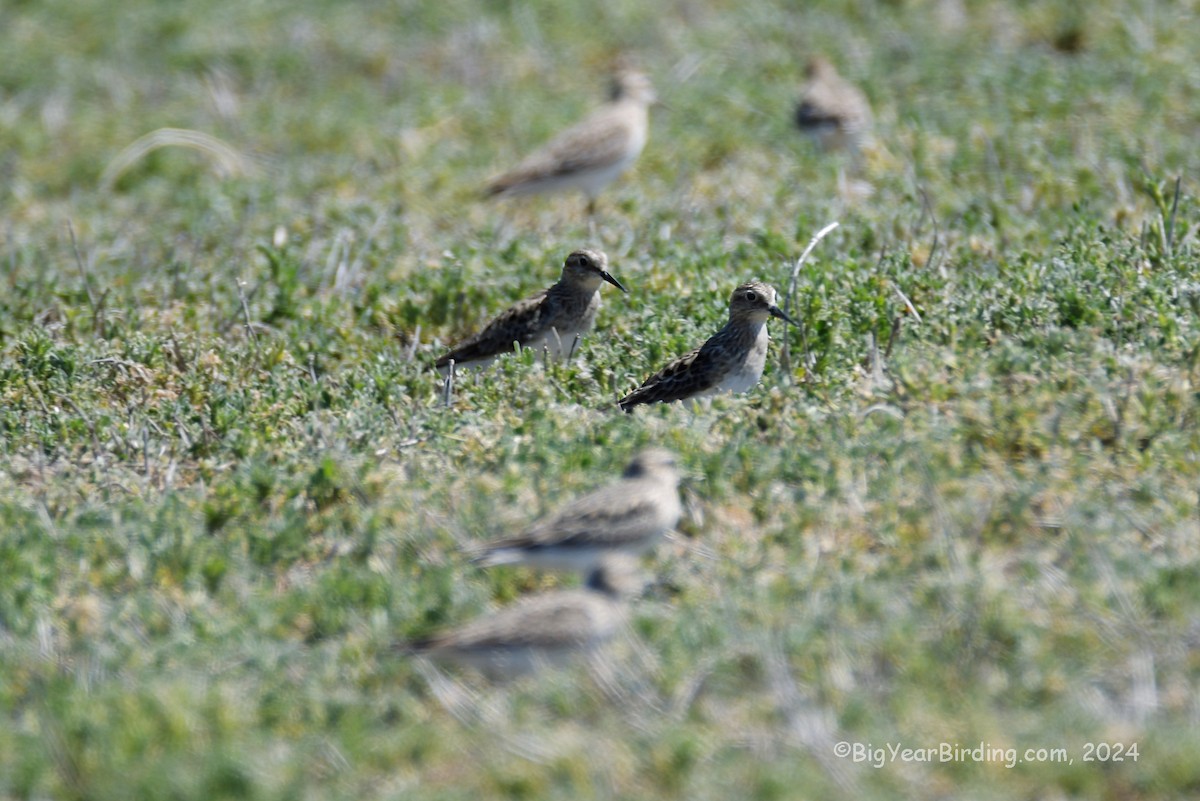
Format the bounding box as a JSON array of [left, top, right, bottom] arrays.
[[442, 359, 456, 408]]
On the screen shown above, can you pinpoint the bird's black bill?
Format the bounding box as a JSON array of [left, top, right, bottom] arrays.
[[602, 271, 629, 293], [769, 305, 798, 325]]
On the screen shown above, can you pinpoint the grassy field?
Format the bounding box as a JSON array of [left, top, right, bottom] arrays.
[[2, 0, 1200, 798]]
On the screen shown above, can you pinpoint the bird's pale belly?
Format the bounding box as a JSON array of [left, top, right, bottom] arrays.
[[714, 336, 768, 395], [526, 322, 590, 360]]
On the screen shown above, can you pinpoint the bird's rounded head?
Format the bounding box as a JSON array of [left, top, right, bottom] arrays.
[[562, 249, 627, 293]]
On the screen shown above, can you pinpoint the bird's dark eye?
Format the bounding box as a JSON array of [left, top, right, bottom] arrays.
[[745, 290, 758, 302]]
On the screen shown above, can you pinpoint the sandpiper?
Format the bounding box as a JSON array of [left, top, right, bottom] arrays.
[[618, 281, 796, 411], [399, 555, 645, 679], [436, 249, 626, 372], [794, 56, 873, 157], [484, 70, 656, 215], [470, 448, 682, 571]]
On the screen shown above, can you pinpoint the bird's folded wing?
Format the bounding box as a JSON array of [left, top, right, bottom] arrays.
[[620, 345, 721, 406], [492, 110, 632, 189], [432, 600, 598, 650], [515, 492, 662, 547], [437, 290, 548, 365]]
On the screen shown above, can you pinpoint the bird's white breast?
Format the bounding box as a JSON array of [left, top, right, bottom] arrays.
[[714, 323, 769, 395], [529, 293, 600, 360]]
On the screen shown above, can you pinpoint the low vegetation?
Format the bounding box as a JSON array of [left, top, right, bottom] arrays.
[[1, 0, 1198, 798]]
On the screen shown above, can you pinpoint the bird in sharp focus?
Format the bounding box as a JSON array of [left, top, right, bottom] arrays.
[[618, 281, 795, 412], [436, 248, 626, 372]]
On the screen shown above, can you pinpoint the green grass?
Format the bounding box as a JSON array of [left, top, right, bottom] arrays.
[[2, 0, 1200, 798]]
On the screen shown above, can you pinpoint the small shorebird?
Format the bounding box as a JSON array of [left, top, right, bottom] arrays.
[[794, 56, 873, 158], [619, 281, 796, 411], [484, 70, 656, 215], [471, 448, 682, 571], [399, 555, 645, 680], [436, 249, 626, 372]]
